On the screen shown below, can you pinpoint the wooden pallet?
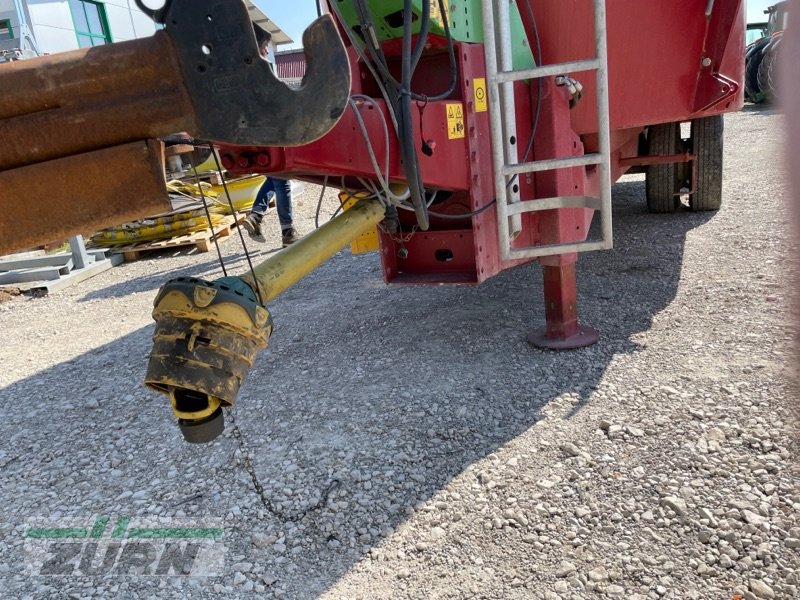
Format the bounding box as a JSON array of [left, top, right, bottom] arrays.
[[112, 213, 246, 262], [167, 169, 224, 186]]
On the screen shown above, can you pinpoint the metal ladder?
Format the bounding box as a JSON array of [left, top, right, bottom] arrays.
[[481, 0, 614, 260]]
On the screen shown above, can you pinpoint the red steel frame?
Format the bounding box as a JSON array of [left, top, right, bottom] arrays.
[[222, 0, 745, 348]]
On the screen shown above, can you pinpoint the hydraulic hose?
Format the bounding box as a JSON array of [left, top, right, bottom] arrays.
[[399, 0, 429, 229]]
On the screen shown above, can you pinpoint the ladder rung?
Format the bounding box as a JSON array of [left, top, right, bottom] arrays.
[[506, 196, 602, 216], [503, 154, 602, 177], [506, 239, 612, 260], [494, 59, 601, 84]]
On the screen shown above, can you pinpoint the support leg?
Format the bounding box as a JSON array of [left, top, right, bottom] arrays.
[[525, 80, 599, 350], [527, 262, 598, 350]]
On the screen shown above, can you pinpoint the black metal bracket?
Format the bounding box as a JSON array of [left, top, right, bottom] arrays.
[[142, 0, 351, 147], [134, 0, 171, 25]]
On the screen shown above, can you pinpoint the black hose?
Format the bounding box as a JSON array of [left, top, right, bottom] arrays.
[[398, 0, 429, 229], [353, 0, 392, 74], [314, 176, 329, 229], [348, 0, 456, 229], [410, 0, 431, 72], [428, 199, 497, 220], [352, 0, 455, 103]]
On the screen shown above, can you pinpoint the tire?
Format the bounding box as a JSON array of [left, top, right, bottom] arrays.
[[757, 44, 779, 104], [690, 115, 724, 212], [645, 122, 681, 213], [745, 44, 767, 103]]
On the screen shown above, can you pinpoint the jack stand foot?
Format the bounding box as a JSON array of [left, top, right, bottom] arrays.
[[527, 325, 599, 350], [531, 262, 599, 350]]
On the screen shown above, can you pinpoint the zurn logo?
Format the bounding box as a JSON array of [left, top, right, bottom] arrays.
[[24, 516, 224, 577]]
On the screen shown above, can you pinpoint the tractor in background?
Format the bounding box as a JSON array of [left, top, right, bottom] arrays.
[[746, 1, 789, 103]]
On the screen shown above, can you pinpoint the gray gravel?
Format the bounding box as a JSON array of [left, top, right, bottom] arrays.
[[0, 105, 797, 599]]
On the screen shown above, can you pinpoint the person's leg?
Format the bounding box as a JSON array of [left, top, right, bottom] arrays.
[[244, 179, 275, 242], [273, 178, 293, 229], [252, 179, 274, 216], [272, 178, 300, 246]]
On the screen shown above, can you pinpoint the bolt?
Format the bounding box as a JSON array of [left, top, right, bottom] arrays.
[[220, 154, 235, 170], [702, 57, 712, 67]]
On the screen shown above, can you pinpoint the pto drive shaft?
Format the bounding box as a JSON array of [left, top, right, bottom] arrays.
[[144, 198, 386, 443]]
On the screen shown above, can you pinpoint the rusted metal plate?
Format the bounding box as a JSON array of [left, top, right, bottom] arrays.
[[0, 141, 169, 256]]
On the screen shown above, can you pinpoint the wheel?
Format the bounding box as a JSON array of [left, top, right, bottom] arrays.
[[757, 43, 779, 104], [745, 44, 767, 102], [690, 115, 724, 211], [645, 122, 681, 213]]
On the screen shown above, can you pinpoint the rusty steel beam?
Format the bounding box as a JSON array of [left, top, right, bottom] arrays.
[[0, 0, 351, 255], [0, 5, 350, 172], [0, 34, 197, 171], [0, 141, 169, 256]]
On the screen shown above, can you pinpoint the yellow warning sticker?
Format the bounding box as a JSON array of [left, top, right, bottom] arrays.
[[446, 102, 465, 139], [473, 78, 487, 113]]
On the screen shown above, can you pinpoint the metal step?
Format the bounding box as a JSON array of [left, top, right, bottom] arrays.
[[503, 154, 603, 177], [495, 58, 602, 83], [481, 0, 614, 260]]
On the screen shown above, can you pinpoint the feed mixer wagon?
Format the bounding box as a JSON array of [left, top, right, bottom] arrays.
[[217, 0, 745, 347], [169, 0, 745, 441], [0, 0, 745, 441]]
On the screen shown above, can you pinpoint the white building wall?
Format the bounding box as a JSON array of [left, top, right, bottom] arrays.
[[0, 11, 18, 36], [22, 0, 155, 54], [26, 0, 74, 53], [0, 0, 17, 28], [6, 1, 282, 56], [0, 0, 24, 38], [104, 0, 155, 41]]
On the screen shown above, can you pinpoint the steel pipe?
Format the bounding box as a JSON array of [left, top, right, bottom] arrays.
[[0, 34, 196, 171]]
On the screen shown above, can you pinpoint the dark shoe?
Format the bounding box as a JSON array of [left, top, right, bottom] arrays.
[[281, 227, 300, 247], [243, 214, 265, 242]]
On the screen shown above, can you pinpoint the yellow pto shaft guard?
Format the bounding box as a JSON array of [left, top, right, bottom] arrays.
[[240, 197, 386, 303], [145, 197, 386, 443]]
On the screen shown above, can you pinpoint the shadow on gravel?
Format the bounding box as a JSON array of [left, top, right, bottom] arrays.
[[78, 250, 272, 302], [0, 178, 715, 596]]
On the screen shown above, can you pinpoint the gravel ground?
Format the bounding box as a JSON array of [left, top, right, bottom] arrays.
[[0, 105, 797, 599]]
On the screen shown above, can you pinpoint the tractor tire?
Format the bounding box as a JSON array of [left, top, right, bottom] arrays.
[[745, 45, 767, 103], [690, 115, 724, 212], [757, 45, 779, 104], [645, 122, 681, 213]]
